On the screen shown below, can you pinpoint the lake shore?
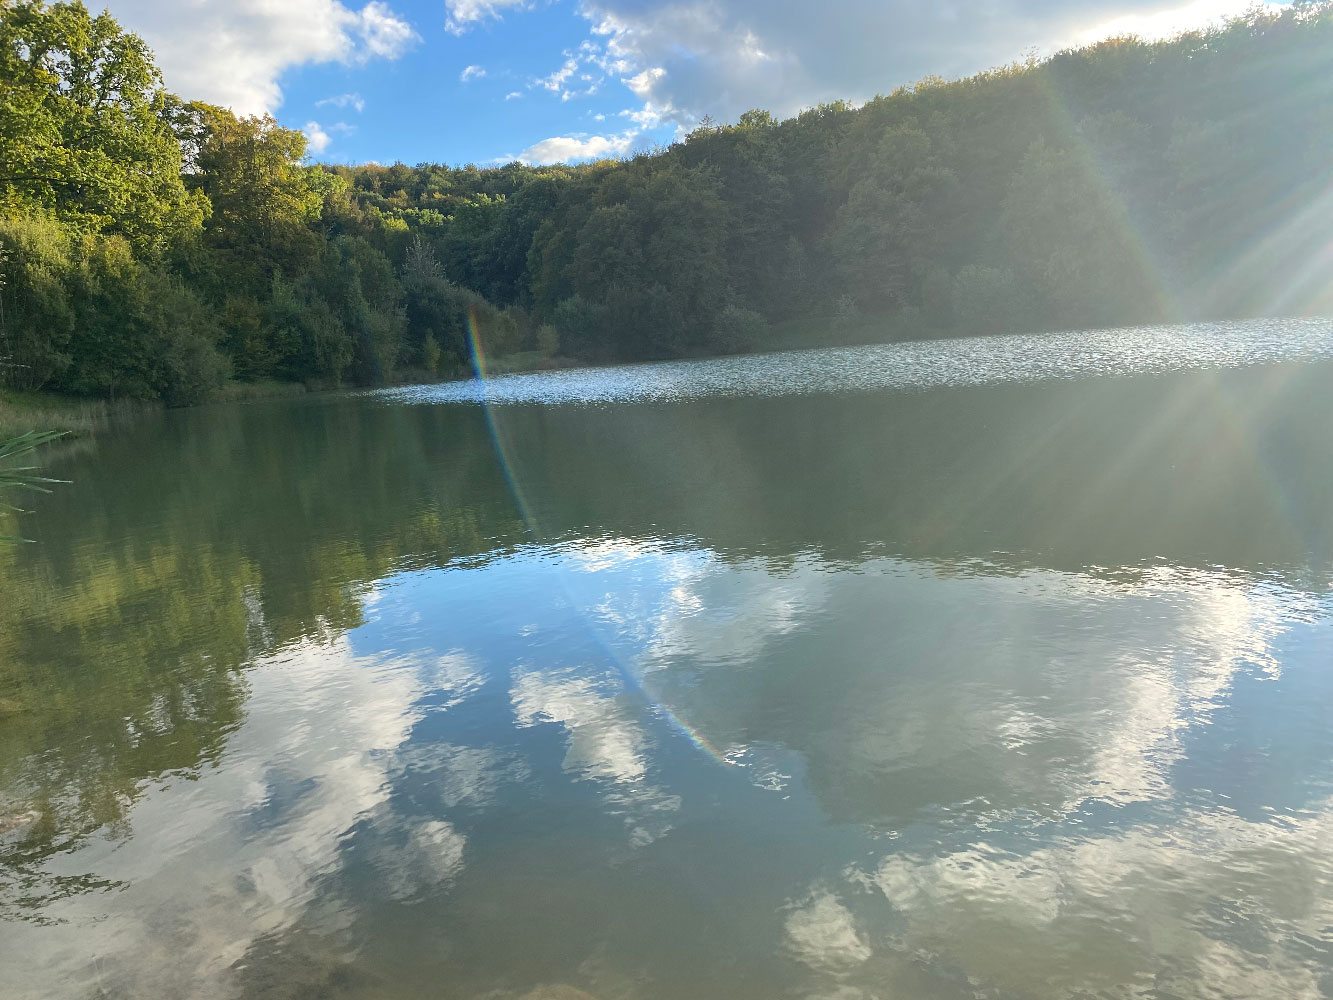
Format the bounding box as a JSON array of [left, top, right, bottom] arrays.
[[0, 352, 582, 441], [0, 389, 154, 440]]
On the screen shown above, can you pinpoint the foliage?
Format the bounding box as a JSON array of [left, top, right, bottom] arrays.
[[0, 0, 206, 248], [0, 428, 64, 540], [4, 1, 1333, 400], [712, 304, 768, 354]]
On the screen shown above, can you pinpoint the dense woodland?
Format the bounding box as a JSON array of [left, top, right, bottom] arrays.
[[2, 0, 1333, 404]]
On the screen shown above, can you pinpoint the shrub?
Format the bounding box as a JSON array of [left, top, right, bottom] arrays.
[[711, 304, 768, 354]]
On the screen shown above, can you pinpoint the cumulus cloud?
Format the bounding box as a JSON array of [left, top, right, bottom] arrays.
[[355, 0, 418, 58], [565, 0, 1283, 130], [868, 798, 1333, 998], [302, 120, 332, 153], [0, 637, 439, 997], [517, 130, 637, 165], [537, 55, 581, 93], [784, 891, 872, 970], [460, 64, 487, 82], [302, 119, 355, 156], [528, 40, 611, 102], [104, 0, 418, 114], [444, 0, 532, 34], [493, 1, 1274, 166], [511, 665, 681, 846]]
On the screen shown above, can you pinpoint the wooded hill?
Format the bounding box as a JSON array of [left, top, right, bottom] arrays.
[[2, 0, 1332, 403]]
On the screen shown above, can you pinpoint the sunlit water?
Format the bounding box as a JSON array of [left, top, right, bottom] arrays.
[[386, 317, 1333, 405], [3, 320, 1333, 999]]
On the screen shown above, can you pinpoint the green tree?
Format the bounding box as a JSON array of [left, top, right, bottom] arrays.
[[0, 0, 206, 249], [1000, 136, 1162, 329], [829, 120, 957, 313], [0, 211, 74, 388], [188, 105, 322, 292]]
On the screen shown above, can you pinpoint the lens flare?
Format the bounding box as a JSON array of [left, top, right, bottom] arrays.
[[465, 304, 738, 767]]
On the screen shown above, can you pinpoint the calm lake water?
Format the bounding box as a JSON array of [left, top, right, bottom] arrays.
[[3, 319, 1333, 1000]]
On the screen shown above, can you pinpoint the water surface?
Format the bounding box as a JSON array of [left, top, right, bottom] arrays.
[[3, 320, 1333, 999]]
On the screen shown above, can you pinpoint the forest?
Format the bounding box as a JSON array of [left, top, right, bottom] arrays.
[[2, 0, 1333, 405]]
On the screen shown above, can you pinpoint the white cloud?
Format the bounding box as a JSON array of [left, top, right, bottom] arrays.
[[511, 664, 681, 846], [505, 90, 524, 100], [517, 130, 637, 165], [619, 101, 672, 129], [303, 120, 332, 153], [623, 66, 665, 98], [1081, 0, 1281, 42], [784, 891, 872, 970], [536, 54, 581, 93], [354, 0, 418, 59], [316, 91, 366, 112], [444, 0, 531, 34], [869, 798, 1333, 998], [0, 636, 441, 997], [527, 38, 616, 102], [562, 0, 1284, 131], [514, 39, 679, 162], [104, 0, 418, 114], [460, 64, 487, 82]]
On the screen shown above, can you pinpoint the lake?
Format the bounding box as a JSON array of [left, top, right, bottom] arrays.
[[3, 319, 1333, 1000]]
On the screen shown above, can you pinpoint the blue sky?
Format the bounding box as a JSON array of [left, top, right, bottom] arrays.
[[102, 0, 1282, 167], [281, 1, 682, 165]]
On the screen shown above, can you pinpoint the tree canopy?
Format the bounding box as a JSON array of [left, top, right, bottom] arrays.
[[3, 0, 1333, 404]]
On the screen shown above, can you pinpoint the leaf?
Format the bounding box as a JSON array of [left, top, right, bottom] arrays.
[[0, 431, 68, 542]]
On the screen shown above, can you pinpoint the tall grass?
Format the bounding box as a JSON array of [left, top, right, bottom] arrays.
[[0, 390, 153, 439], [0, 430, 68, 542]]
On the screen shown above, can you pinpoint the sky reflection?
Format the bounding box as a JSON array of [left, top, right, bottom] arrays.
[[5, 533, 1330, 999], [5, 339, 1333, 998]]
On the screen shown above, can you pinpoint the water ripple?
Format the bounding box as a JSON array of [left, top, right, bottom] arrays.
[[379, 318, 1333, 407]]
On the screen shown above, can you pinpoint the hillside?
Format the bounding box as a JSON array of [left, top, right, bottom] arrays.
[[2, 0, 1332, 404]]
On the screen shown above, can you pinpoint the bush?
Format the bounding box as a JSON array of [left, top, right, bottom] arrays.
[[0, 213, 75, 390], [711, 304, 768, 354], [535, 323, 560, 357], [269, 280, 353, 385], [354, 306, 407, 385], [422, 334, 442, 373], [151, 279, 229, 406], [552, 295, 610, 359]]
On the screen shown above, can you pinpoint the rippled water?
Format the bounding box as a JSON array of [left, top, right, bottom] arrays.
[[3, 322, 1333, 999], [385, 317, 1333, 405]]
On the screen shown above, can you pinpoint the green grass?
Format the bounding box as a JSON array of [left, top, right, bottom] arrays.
[[0, 379, 310, 439], [0, 389, 155, 439]]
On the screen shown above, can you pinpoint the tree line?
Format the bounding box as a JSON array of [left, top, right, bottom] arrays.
[[2, 0, 1332, 404]]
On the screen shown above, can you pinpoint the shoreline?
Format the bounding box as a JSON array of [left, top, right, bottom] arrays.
[[0, 355, 576, 441], [7, 312, 1326, 441]]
